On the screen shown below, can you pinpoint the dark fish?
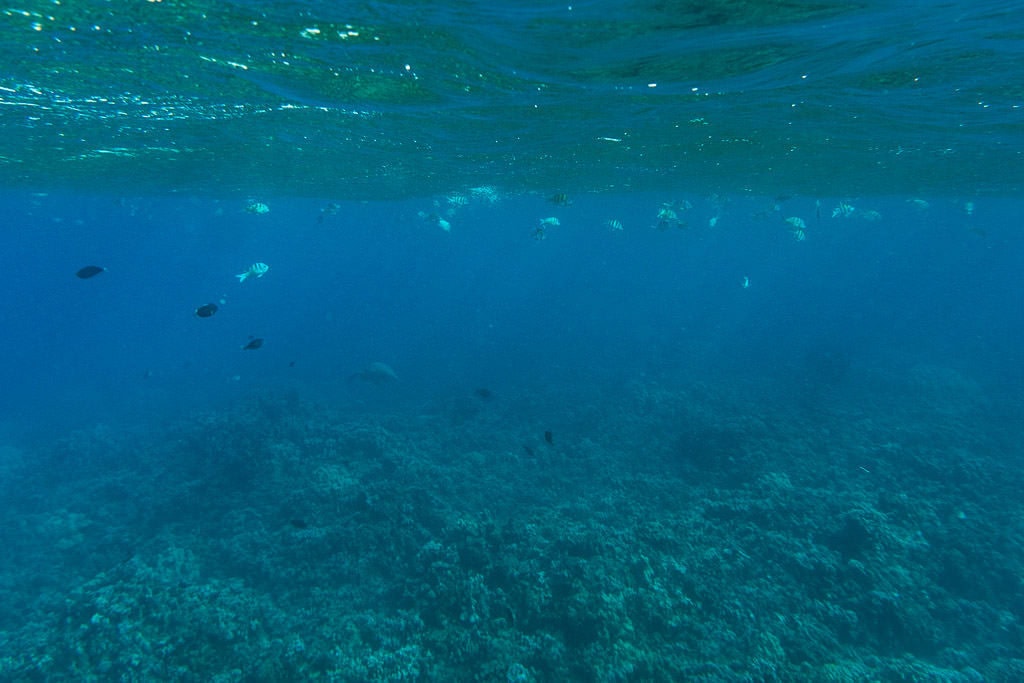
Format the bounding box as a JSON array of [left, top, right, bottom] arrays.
[[547, 192, 571, 206], [544, 430, 553, 445], [194, 303, 218, 318], [318, 202, 341, 223], [474, 387, 493, 400], [289, 518, 308, 529], [75, 265, 105, 279], [242, 337, 264, 350], [523, 445, 535, 458]]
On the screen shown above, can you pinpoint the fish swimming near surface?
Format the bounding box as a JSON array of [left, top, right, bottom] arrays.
[[236, 262, 269, 283], [317, 202, 341, 223], [349, 361, 398, 385], [544, 431, 553, 445], [242, 337, 264, 350], [76, 265, 106, 279], [194, 302, 218, 318]]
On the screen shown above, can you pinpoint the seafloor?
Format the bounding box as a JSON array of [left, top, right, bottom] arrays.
[[1, 363, 1021, 681]]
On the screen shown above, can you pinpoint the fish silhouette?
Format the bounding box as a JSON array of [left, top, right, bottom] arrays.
[[349, 361, 398, 385], [76, 265, 105, 279]]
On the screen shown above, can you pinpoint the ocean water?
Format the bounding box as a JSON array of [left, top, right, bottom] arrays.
[[1, 1, 1023, 681]]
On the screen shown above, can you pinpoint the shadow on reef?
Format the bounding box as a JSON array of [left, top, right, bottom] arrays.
[[802, 342, 852, 387], [672, 423, 754, 481], [668, 408, 773, 485]]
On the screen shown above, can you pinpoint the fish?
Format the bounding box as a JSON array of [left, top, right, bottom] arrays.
[[289, 518, 308, 529], [544, 430, 553, 445], [469, 186, 500, 203], [547, 192, 571, 206], [194, 303, 218, 318], [349, 361, 398, 385], [242, 337, 264, 350], [75, 265, 106, 279], [317, 201, 341, 223], [474, 387, 493, 400], [832, 202, 855, 219], [236, 262, 269, 283], [419, 212, 452, 232]]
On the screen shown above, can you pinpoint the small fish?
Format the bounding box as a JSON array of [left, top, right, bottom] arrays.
[[194, 302, 218, 318], [544, 430, 553, 445], [655, 204, 681, 230], [547, 192, 571, 206], [469, 186, 500, 203], [420, 212, 451, 232], [236, 262, 269, 283], [832, 202, 855, 219], [242, 337, 264, 350], [317, 202, 341, 223], [75, 265, 106, 279], [349, 361, 398, 385], [289, 518, 308, 529], [246, 200, 270, 214], [523, 445, 535, 458], [474, 387, 493, 401], [606, 219, 624, 232], [533, 219, 559, 239]]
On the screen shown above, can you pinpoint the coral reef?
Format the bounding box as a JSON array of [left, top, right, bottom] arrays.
[[0, 371, 1021, 681]]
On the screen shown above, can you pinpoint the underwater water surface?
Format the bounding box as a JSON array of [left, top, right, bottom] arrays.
[[1, 1, 1023, 681]]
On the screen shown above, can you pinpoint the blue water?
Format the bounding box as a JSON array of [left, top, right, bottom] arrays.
[[3, 2, 1024, 680], [3, 192, 1019, 428]]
